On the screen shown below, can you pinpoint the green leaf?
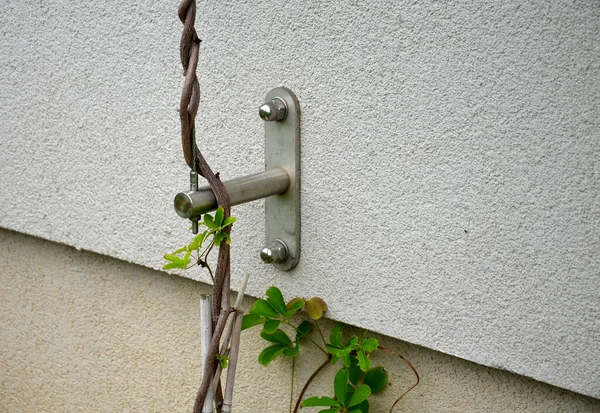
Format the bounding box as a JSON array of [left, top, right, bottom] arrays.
[[285, 297, 305, 318], [283, 342, 300, 357], [330, 323, 344, 347], [241, 314, 265, 330], [355, 400, 369, 413], [328, 330, 358, 367], [296, 320, 313, 340], [214, 207, 224, 227], [248, 299, 279, 318], [265, 286, 287, 315], [213, 232, 225, 246], [327, 337, 359, 359], [347, 356, 362, 385], [301, 396, 340, 407], [163, 262, 185, 270], [188, 231, 206, 251], [357, 350, 371, 371], [318, 409, 340, 413], [364, 367, 388, 394], [173, 246, 188, 254], [164, 254, 184, 263], [223, 232, 231, 245], [347, 336, 359, 348], [348, 409, 362, 413], [263, 319, 281, 334], [330, 354, 341, 366], [222, 216, 236, 228], [215, 353, 229, 369], [258, 344, 286, 366], [305, 297, 328, 320], [203, 213, 216, 229], [345, 385, 355, 404], [362, 338, 379, 352], [334, 368, 349, 405], [327, 345, 343, 356], [260, 329, 293, 347], [182, 250, 191, 266], [348, 385, 371, 407], [327, 345, 351, 360]]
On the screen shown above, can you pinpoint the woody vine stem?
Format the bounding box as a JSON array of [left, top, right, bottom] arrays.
[[178, 1, 233, 412]]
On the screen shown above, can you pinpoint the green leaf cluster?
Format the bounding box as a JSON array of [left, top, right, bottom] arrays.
[[163, 207, 236, 270], [328, 324, 379, 372], [203, 207, 236, 246], [301, 363, 388, 413], [301, 367, 371, 412], [242, 287, 324, 366], [301, 324, 387, 412], [244, 288, 389, 412]]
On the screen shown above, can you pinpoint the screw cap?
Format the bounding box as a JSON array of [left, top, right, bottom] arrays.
[[260, 239, 288, 264], [259, 98, 287, 121]]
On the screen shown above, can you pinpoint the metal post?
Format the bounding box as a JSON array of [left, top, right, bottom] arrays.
[[174, 168, 290, 218]]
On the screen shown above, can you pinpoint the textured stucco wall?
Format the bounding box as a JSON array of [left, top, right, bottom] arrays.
[[0, 0, 598, 398], [2, 229, 600, 412]]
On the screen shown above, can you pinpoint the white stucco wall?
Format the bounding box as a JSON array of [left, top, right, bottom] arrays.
[[1, 0, 598, 398]]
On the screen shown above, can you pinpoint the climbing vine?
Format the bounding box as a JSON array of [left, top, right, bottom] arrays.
[[177, 0, 234, 411], [243, 287, 420, 413]]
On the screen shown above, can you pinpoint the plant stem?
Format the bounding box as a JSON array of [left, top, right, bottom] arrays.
[[289, 358, 295, 413], [378, 345, 420, 413], [292, 356, 331, 413], [196, 239, 215, 283], [284, 322, 328, 355], [306, 335, 328, 356], [314, 320, 327, 347], [204, 260, 215, 284], [306, 337, 329, 357], [198, 240, 215, 262], [203, 239, 215, 259]]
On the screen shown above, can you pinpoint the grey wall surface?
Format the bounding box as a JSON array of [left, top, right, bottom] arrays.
[[3, 228, 600, 412], [1, 0, 598, 398]]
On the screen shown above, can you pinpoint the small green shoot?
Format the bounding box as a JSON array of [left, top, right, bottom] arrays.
[[162, 207, 236, 272], [216, 353, 230, 369]]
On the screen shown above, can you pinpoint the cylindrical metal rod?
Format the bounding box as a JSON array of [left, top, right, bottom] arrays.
[[174, 168, 290, 218], [190, 170, 200, 234]]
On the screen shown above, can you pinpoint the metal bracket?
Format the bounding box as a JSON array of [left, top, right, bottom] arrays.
[[173, 87, 300, 271], [261, 87, 300, 271]]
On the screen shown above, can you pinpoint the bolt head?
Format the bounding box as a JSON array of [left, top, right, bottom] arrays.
[[260, 240, 288, 264], [258, 98, 287, 121], [260, 247, 276, 263], [259, 104, 274, 120]]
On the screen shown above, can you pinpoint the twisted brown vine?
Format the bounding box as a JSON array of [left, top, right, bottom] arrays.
[[178, 1, 233, 412]]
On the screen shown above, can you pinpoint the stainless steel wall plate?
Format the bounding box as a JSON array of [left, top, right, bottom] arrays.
[[173, 87, 300, 271], [263, 87, 300, 271]]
